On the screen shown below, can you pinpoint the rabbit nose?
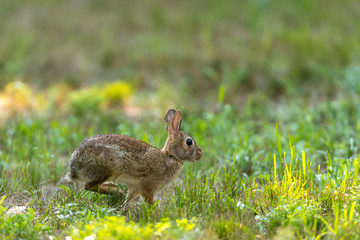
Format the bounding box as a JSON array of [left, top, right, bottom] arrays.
[[196, 148, 203, 160]]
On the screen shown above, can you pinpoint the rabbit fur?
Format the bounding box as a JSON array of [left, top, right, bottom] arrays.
[[61, 109, 203, 204]]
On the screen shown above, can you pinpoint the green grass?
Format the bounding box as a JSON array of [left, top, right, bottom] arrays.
[[1, 91, 360, 239], [1, 0, 360, 239]]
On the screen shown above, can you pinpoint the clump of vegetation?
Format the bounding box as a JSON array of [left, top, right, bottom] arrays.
[[64, 217, 198, 240], [0, 196, 52, 239], [69, 81, 133, 116], [0, 80, 133, 120]]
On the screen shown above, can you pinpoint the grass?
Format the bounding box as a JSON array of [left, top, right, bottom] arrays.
[[1, 0, 360, 239], [1, 84, 360, 239]]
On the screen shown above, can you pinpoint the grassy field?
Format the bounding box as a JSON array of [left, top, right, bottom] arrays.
[[1, 0, 360, 239]]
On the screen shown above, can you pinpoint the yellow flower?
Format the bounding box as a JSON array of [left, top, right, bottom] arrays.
[[176, 218, 196, 231], [155, 221, 171, 233], [104, 81, 132, 102], [68, 216, 198, 240]]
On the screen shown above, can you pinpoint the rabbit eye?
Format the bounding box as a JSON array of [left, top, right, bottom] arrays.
[[186, 138, 193, 146]]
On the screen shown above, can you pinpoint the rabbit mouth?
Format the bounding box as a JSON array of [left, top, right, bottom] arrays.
[[195, 149, 203, 160]]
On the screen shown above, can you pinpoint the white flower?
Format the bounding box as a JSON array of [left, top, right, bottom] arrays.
[[65, 236, 72, 240], [236, 201, 245, 210], [254, 215, 262, 220], [49, 236, 54, 240], [84, 234, 96, 240], [6, 206, 27, 215]]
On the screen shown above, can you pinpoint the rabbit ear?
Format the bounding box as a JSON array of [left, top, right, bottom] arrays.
[[165, 109, 176, 131], [165, 109, 176, 123], [171, 110, 182, 135]]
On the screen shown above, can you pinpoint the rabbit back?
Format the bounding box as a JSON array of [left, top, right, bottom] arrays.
[[68, 134, 167, 183]]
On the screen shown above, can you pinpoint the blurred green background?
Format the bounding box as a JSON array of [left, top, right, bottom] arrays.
[[1, 1, 360, 238], [1, 0, 359, 110]]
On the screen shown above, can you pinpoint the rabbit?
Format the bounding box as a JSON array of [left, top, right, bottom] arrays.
[[60, 109, 203, 204]]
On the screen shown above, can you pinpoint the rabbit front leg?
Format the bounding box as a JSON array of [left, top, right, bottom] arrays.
[[141, 191, 154, 204], [141, 185, 155, 204], [125, 187, 154, 204], [126, 186, 140, 203]]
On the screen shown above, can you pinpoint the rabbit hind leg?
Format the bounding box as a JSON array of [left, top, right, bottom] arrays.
[[85, 177, 111, 194], [101, 182, 123, 193]]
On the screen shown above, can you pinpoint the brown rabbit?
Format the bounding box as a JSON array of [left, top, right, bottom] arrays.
[[61, 109, 203, 204]]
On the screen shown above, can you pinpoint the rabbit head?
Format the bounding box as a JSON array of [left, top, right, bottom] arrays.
[[163, 109, 203, 162]]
